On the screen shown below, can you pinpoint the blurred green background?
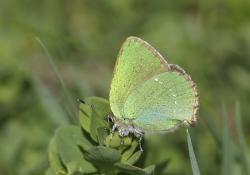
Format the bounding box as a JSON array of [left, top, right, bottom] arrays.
[[0, 0, 250, 175]]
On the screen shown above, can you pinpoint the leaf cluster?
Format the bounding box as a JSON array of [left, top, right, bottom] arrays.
[[46, 97, 155, 175]]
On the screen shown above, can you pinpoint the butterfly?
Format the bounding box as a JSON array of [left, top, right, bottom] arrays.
[[108, 36, 199, 150]]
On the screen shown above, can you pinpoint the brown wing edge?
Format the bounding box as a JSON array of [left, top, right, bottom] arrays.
[[168, 64, 199, 126]]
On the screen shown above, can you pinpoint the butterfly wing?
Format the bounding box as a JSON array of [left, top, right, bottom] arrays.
[[123, 66, 198, 131], [109, 37, 171, 118]]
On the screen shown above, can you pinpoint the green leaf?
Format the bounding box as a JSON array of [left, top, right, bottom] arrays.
[[154, 160, 170, 175], [84, 146, 121, 164], [235, 102, 250, 175], [105, 132, 133, 150], [144, 165, 155, 175], [222, 104, 232, 175], [79, 101, 92, 133], [84, 146, 121, 172], [84, 97, 111, 118], [121, 140, 139, 163], [126, 150, 142, 165], [105, 132, 123, 148], [187, 129, 200, 175], [54, 125, 96, 174], [48, 138, 67, 175], [97, 127, 110, 146], [115, 163, 153, 175], [90, 108, 107, 142], [45, 168, 67, 175], [79, 97, 111, 142], [45, 168, 55, 175]]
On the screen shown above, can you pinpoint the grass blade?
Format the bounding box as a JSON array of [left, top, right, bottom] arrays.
[[222, 103, 232, 175], [33, 77, 69, 126], [187, 129, 201, 175], [35, 37, 77, 123], [200, 107, 222, 146], [235, 101, 250, 175]]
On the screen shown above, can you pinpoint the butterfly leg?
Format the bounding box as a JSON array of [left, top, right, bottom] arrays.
[[138, 136, 143, 152], [120, 137, 125, 145], [133, 128, 144, 152], [110, 123, 118, 139]]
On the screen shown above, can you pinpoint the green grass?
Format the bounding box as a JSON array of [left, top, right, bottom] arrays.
[[187, 129, 201, 175], [36, 37, 77, 123], [235, 102, 250, 175]]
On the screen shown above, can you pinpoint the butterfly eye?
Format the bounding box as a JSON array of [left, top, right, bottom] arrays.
[[77, 99, 85, 104]]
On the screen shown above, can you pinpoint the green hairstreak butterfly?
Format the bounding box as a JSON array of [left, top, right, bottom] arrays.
[[108, 36, 199, 150]]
